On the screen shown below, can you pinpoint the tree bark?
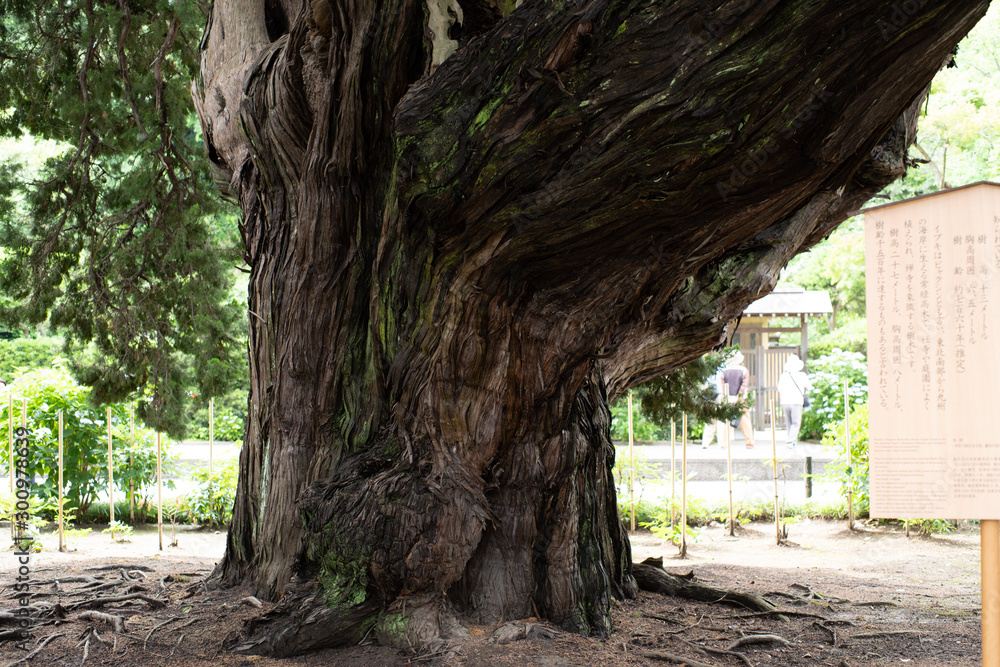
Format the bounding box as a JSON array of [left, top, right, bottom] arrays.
[[192, 0, 988, 656]]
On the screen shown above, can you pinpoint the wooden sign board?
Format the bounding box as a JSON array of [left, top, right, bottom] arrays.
[[864, 181, 1000, 520]]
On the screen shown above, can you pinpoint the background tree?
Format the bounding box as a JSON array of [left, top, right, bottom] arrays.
[[0, 0, 244, 435]]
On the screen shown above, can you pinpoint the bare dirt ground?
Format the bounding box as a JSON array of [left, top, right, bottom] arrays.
[[0, 519, 984, 666]]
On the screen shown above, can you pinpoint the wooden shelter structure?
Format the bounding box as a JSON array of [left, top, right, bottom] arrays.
[[728, 287, 833, 427]]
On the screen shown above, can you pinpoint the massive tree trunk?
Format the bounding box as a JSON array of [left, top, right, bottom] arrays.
[[192, 0, 987, 656]]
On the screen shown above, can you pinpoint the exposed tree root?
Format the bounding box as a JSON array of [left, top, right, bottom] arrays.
[[726, 609, 826, 620], [677, 638, 752, 667], [726, 633, 792, 650], [633, 558, 780, 614], [83, 565, 154, 573], [635, 649, 716, 667], [144, 616, 183, 648], [812, 620, 839, 646], [851, 630, 920, 639], [3, 632, 63, 667], [487, 621, 558, 645], [78, 636, 90, 665], [77, 610, 126, 634], [66, 593, 166, 612]]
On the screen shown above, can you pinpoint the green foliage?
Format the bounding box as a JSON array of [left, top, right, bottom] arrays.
[[799, 349, 868, 440], [612, 446, 663, 490], [783, 217, 867, 319], [4, 368, 175, 522], [610, 397, 665, 441], [182, 458, 238, 527], [804, 313, 868, 358], [820, 405, 956, 535], [0, 490, 48, 550], [0, 336, 64, 378], [821, 403, 870, 517], [186, 389, 247, 442], [905, 519, 956, 536], [81, 501, 158, 524], [62, 523, 94, 549], [0, 0, 245, 437], [103, 520, 133, 543], [611, 350, 750, 444], [643, 516, 701, 546], [880, 3, 1000, 201], [638, 349, 747, 428]]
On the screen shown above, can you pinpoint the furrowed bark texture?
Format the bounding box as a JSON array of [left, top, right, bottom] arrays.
[[193, 0, 988, 656]]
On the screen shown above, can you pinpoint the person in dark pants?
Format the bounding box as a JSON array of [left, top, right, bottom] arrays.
[[722, 351, 755, 449]]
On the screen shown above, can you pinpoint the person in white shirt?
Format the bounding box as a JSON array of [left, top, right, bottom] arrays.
[[777, 354, 810, 447]]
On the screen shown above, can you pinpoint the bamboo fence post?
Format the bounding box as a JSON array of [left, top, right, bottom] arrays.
[[7, 393, 12, 494], [627, 390, 635, 531], [726, 413, 735, 537], [845, 381, 854, 531], [107, 406, 113, 528], [771, 398, 781, 544], [58, 411, 64, 552], [209, 397, 215, 478], [6, 394, 11, 541], [670, 420, 676, 530], [680, 414, 688, 559], [17, 399, 25, 545], [157, 432, 163, 551], [982, 519, 1000, 667], [129, 406, 135, 523]]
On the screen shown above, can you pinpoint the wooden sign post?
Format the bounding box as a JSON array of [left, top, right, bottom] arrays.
[[984, 519, 1000, 665], [864, 182, 1000, 667]]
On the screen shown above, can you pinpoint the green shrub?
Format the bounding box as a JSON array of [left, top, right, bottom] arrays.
[[0, 490, 49, 549], [103, 520, 133, 542], [820, 403, 870, 516], [807, 314, 868, 357], [610, 395, 666, 441], [186, 388, 246, 441], [819, 405, 955, 535], [183, 457, 238, 527], [4, 368, 176, 522], [82, 501, 159, 525], [0, 336, 64, 379], [800, 349, 868, 440]]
